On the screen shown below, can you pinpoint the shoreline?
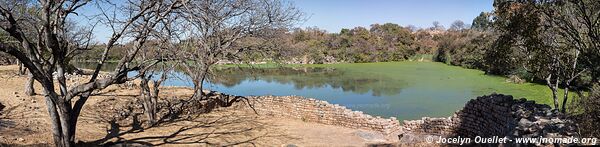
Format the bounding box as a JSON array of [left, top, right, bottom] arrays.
[[0, 65, 581, 146], [0, 65, 399, 146]]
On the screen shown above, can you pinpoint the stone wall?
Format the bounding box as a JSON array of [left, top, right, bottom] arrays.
[[240, 95, 402, 136], [402, 94, 515, 137], [401, 94, 578, 145], [210, 91, 578, 145]]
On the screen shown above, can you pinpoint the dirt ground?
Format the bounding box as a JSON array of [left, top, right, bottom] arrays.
[[0, 65, 393, 147]]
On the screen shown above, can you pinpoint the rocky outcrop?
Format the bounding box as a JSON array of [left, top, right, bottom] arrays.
[[401, 94, 579, 146]]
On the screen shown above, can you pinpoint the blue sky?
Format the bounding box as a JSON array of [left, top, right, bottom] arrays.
[[78, 0, 494, 43], [291, 0, 494, 33]]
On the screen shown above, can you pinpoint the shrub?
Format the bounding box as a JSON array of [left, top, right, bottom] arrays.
[[569, 84, 600, 138]]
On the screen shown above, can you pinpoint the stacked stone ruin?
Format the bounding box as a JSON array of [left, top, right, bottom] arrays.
[[401, 93, 578, 146], [402, 94, 515, 138], [213, 91, 578, 145], [242, 95, 402, 135]]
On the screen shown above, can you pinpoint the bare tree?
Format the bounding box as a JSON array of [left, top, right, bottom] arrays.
[[24, 71, 35, 95], [137, 33, 178, 125], [431, 21, 444, 31], [138, 67, 169, 125], [0, 0, 183, 146], [449, 20, 465, 31], [176, 0, 303, 100]]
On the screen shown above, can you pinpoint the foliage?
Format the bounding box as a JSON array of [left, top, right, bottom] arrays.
[[471, 12, 493, 31], [0, 30, 17, 65], [569, 84, 600, 138], [491, 0, 599, 112], [432, 27, 493, 70], [252, 23, 418, 64]]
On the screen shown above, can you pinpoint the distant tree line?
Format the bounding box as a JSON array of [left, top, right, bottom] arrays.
[[69, 22, 424, 64], [240, 23, 427, 64]]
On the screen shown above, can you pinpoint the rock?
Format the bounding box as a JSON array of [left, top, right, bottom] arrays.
[[0, 102, 5, 112], [355, 131, 385, 141], [282, 144, 297, 147], [550, 118, 563, 123], [507, 75, 526, 84], [519, 118, 533, 127], [399, 133, 438, 144], [16, 138, 24, 142]]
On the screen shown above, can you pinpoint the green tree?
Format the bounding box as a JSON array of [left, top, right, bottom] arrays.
[[492, 0, 599, 112], [471, 12, 493, 31]]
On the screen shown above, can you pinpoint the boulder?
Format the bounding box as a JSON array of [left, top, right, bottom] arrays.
[[0, 101, 4, 112]]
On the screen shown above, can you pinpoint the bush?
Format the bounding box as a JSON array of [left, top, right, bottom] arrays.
[[569, 84, 600, 138]]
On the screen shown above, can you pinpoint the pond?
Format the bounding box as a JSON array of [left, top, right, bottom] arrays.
[[75, 61, 554, 120]]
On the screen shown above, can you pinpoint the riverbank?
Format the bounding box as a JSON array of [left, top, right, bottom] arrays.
[[215, 61, 564, 106], [0, 64, 584, 146], [71, 61, 566, 121], [0, 65, 397, 146], [210, 61, 568, 120]]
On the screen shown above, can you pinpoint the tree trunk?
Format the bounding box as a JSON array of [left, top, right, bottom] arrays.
[[191, 67, 209, 101], [562, 86, 569, 113], [552, 78, 560, 110], [546, 74, 560, 110], [149, 80, 161, 123], [140, 76, 157, 125], [57, 102, 75, 147], [43, 93, 75, 147], [38, 64, 77, 147], [25, 72, 35, 96], [190, 83, 203, 102], [198, 66, 210, 100], [17, 60, 25, 75], [45, 96, 65, 147]]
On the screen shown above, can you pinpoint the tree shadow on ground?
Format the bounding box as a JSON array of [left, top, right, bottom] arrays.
[[0, 103, 45, 134], [77, 95, 295, 146], [0, 102, 50, 146], [0, 143, 50, 147]]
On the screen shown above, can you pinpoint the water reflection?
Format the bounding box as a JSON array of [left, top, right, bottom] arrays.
[[73, 62, 405, 97], [209, 67, 406, 97], [73, 62, 460, 120], [73, 62, 118, 72]]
